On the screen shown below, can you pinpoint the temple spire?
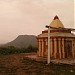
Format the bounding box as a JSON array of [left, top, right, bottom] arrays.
[[53, 15, 59, 20]]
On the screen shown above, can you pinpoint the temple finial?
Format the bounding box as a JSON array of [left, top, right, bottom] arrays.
[[54, 15, 59, 20]]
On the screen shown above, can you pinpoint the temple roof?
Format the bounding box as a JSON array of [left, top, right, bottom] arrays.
[[37, 16, 75, 38], [38, 33, 75, 38], [50, 16, 64, 28]]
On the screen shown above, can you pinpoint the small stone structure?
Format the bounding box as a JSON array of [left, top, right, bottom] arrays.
[[37, 16, 75, 59]]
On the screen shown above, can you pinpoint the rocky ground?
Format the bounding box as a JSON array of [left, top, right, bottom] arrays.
[[0, 53, 75, 75]]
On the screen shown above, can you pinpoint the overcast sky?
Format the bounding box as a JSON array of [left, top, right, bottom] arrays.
[[0, 0, 74, 44]]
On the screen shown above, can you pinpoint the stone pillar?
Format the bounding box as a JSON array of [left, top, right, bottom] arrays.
[[41, 39, 44, 57], [54, 38, 57, 58], [73, 39, 75, 57], [45, 38, 48, 56], [50, 39, 52, 58], [62, 38, 65, 58], [58, 38, 61, 59], [72, 40, 74, 58], [38, 39, 41, 56]]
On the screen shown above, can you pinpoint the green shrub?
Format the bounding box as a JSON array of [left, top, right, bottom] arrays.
[[0, 46, 38, 55]]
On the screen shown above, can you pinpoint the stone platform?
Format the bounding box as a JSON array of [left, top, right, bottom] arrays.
[[24, 53, 75, 65]]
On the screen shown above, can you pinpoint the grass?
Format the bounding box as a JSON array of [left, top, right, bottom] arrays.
[[0, 54, 75, 75]]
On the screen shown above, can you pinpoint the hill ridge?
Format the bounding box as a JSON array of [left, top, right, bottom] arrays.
[[2, 35, 37, 48]]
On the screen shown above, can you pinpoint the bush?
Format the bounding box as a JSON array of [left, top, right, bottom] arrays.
[[0, 46, 38, 55]]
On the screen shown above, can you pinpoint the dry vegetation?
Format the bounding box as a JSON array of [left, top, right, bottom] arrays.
[[0, 54, 75, 75]]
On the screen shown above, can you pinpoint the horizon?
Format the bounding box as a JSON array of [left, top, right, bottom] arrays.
[[0, 0, 74, 44]]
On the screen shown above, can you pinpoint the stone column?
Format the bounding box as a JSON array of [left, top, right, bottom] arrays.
[[62, 38, 65, 58], [41, 39, 44, 57], [45, 38, 48, 56], [58, 38, 61, 59], [50, 39, 52, 58], [38, 39, 41, 56], [54, 38, 57, 58], [73, 40, 75, 57], [72, 40, 74, 58]]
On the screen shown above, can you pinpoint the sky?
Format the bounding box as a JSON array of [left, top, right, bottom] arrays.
[[0, 0, 74, 44]]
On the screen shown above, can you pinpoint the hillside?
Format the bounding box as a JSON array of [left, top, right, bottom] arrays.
[[2, 35, 38, 48]]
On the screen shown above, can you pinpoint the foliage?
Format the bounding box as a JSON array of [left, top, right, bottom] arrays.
[[0, 46, 38, 55]]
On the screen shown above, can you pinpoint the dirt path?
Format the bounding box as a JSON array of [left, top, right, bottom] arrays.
[[0, 53, 75, 75]]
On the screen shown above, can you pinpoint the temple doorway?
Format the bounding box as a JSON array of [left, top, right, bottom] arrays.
[[65, 40, 72, 58]]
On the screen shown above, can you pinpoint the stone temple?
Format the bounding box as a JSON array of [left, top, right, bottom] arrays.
[[37, 16, 75, 59]]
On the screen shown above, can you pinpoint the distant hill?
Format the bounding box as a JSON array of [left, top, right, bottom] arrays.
[[2, 35, 38, 48]]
